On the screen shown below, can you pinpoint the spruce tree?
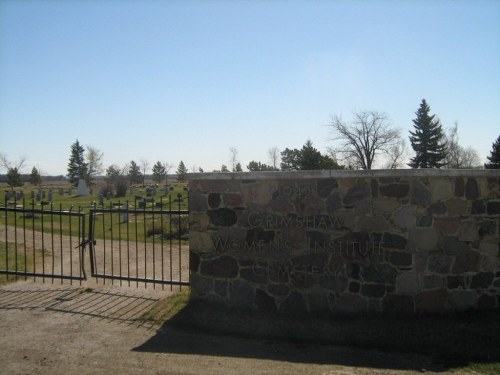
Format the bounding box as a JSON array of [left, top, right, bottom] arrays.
[[409, 99, 448, 168], [30, 166, 42, 186], [152, 161, 166, 183], [67, 140, 88, 186], [127, 160, 142, 185], [485, 135, 500, 169], [176, 161, 188, 182]]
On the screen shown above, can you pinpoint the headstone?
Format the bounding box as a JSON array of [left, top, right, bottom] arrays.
[[98, 194, 104, 205], [106, 191, 112, 200], [41, 190, 46, 199], [5, 191, 11, 200], [76, 180, 89, 196], [59, 188, 64, 196], [48, 189, 53, 202], [68, 188, 73, 196], [164, 186, 169, 195], [36, 191, 41, 201], [31, 191, 35, 199], [138, 200, 146, 209], [121, 202, 129, 223], [16, 191, 23, 201]]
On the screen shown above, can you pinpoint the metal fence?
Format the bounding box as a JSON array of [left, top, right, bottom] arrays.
[[1, 196, 189, 289]]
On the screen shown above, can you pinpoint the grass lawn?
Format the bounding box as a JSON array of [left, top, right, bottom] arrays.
[[1, 182, 189, 243]]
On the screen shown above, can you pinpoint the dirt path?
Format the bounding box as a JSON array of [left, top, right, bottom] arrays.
[[0, 224, 189, 286], [0, 281, 472, 375]]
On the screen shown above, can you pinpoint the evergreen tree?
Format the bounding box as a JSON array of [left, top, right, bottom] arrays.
[[67, 140, 88, 186], [408, 99, 448, 168], [127, 160, 142, 185], [152, 161, 166, 183], [280, 140, 344, 170], [485, 134, 500, 169], [176, 161, 188, 182], [6, 167, 23, 189], [247, 161, 277, 171], [30, 166, 42, 186]]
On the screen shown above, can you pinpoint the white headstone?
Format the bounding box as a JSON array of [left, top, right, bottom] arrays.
[[77, 180, 89, 196]]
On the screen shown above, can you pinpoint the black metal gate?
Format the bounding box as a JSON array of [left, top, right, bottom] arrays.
[[1, 197, 189, 288]]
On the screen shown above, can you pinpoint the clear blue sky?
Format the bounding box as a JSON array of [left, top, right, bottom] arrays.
[[1, 0, 499, 175]]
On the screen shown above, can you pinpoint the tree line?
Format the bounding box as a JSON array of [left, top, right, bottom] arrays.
[[2, 99, 499, 191]]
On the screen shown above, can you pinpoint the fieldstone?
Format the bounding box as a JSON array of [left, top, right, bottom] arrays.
[[430, 178, 454, 202], [214, 280, 228, 297], [455, 177, 464, 197], [349, 281, 360, 293], [317, 178, 338, 198], [361, 263, 398, 285], [208, 208, 237, 227], [465, 178, 479, 200], [447, 290, 478, 311], [255, 288, 277, 313], [190, 252, 200, 272], [471, 200, 486, 215], [361, 283, 386, 298], [416, 215, 433, 228], [411, 180, 431, 207], [393, 206, 416, 230], [433, 217, 460, 235], [371, 179, 379, 198], [415, 288, 448, 314], [397, 272, 421, 294], [379, 183, 410, 199], [229, 280, 255, 308], [428, 254, 453, 274], [383, 294, 414, 315], [427, 201, 447, 215], [240, 267, 268, 284], [223, 193, 243, 207], [423, 275, 444, 290], [382, 232, 407, 250], [409, 228, 439, 251], [189, 193, 208, 212], [387, 251, 412, 268], [306, 289, 330, 313], [452, 248, 480, 274], [200, 255, 239, 278], [479, 219, 497, 238], [344, 182, 370, 206], [267, 283, 290, 297], [440, 235, 470, 256], [446, 198, 466, 216], [458, 220, 479, 242], [326, 193, 342, 213], [190, 273, 214, 296], [470, 272, 494, 289], [246, 228, 275, 244], [208, 193, 221, 209], [372, 198, 401, 216], [447, 275, 466, 289], [279, 291, 307, 314], [487, 201, 500, 215], [358, 215, 389, 232]]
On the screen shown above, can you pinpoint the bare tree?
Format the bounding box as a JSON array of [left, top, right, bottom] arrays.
[[86, 145, 104, 186], [384, 139, 409, 169], [328, 111, 401, 170], [163, 162, 173, 184], [0, 153, 26, 172], [267, 146, 280, 170], [444, 123, 481, 169], [229, 147, 239, 172], [140, 159, 150, 187]]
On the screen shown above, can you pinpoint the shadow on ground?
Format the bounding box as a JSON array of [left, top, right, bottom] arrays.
[[0, 287, 160, 325], [134, 300, 500, 372]]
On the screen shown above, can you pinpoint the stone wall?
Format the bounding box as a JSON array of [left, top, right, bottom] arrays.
[[189, 170, 500, 315]]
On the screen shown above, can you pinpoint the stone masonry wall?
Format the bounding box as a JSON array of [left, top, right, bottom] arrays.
[[189, 170, 500, 315]]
